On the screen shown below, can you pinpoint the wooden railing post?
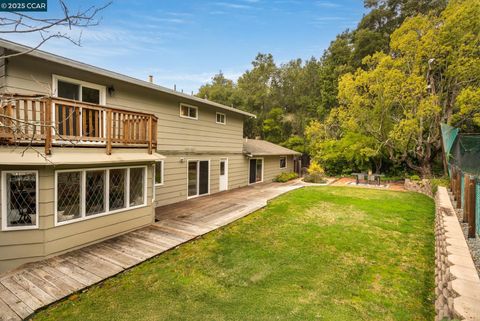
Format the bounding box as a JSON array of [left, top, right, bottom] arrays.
[[5, 102, 14, 142], [147, 115, 152, 154], [468, 177, 476, 238], [44, 99, 52, 155], [463, 174, 469, 222], [457, 173, 462, 209], [106, 109, 112, 155]]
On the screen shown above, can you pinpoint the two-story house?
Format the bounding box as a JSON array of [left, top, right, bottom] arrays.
[[0, 39, 300, 272]]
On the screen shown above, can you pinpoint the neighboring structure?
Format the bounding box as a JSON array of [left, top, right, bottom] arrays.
[[0, 39, 300, 272]]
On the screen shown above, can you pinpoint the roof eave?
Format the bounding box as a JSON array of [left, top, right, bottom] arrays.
[[0, 39, 256, 118]]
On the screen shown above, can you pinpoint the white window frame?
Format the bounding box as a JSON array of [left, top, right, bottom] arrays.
[[216, 112, 226, 125], [179, 103, 198, 120], [186, 159, 211, 200], [1, 170, 39, 231], [54, 166, 147, 227], [52, 74, 107, 105], [52, 75, 107, 145], [248, 157, 264, 185], [154, 160, 164, 186], [279, 156, 287, 169]]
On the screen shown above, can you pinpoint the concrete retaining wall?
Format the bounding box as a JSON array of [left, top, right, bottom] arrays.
[[435, 187, 480, 321]]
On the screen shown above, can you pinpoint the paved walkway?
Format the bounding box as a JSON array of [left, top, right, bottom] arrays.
[[0, 181, 302, 321]]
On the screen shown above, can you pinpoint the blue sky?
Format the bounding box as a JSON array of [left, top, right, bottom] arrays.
[[5, 0, 367, 93]]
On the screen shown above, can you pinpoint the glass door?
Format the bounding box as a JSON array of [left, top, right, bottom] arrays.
[[249, 159, 263, 184], [188, 160, 209, 198]]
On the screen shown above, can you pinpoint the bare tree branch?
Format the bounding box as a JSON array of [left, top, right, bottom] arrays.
[[0, 0, 111, 59]]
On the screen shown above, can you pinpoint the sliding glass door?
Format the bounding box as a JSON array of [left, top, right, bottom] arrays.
[[188, 160, 209, 198], [249, 158, 263, 184]]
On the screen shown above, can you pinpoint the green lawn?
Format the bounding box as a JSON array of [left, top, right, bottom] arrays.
[[33, 187, 435, 321]]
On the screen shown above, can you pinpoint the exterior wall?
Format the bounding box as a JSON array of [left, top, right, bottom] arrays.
[[261, 155, 295, 183], [3, 54, 246, 154], [0, 163, 155, 272], [155, 153, 248, 207]]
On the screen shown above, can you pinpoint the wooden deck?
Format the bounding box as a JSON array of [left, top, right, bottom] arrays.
[[0, 181, 302, 321]]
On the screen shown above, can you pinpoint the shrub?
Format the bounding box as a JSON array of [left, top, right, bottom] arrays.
[[410, 174, 421, 181], [304, 161, 326, 183], [307, 161, 325, 176], [303, 174, 327, 184], [274, 172, 299, 183], [430, 177, 450, 195]]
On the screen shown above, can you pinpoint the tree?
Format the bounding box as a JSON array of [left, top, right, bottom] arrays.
[[196, 72, 240, 107], [237, 53, 277, 138], [307, 0, 480, 177]]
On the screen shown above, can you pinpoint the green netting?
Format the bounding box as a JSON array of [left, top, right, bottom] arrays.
[[441, 123, 459, 160], [477, 180, 480, 236], [443, 124, 479, 234], [449, 135, 480, 176]]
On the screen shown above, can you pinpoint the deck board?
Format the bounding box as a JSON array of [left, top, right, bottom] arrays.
[[0, 296, 21, 321], [0, 283, 32, 320], [0, 181, 302, 320]]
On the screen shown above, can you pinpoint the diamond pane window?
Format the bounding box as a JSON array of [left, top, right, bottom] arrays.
[[85, 170, 106, 216], [3, 172, 37, 229], [129, 167, 145, 207], [109, 168, 126, 211], [57, 171, 82, 223]]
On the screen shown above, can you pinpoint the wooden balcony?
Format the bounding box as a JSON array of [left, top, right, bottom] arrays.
[[0, 95, 158, 155]]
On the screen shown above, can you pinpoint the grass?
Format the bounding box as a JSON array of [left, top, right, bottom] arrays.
[[33, 187, 435, 321]]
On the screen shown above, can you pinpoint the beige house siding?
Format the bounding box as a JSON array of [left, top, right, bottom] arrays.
[[0, 164, 155, 272], [155, 153, 248, 207], [260, 155, 295, 183]]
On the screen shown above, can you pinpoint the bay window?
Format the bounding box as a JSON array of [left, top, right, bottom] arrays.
[[55, 166, 147, 226]]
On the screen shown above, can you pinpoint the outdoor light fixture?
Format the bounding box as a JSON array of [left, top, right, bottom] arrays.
[[107, 85, 115, 96]]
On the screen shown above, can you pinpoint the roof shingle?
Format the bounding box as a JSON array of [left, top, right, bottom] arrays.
[[243, 139, 301, 156]]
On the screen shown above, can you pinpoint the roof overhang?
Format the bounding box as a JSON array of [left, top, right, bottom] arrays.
[[245, 152, 301, 157], [0, 38, 256, 118], [0, 147, 165, 166]]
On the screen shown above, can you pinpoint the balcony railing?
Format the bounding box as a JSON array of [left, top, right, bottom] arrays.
[[0, 95, 158, 155]]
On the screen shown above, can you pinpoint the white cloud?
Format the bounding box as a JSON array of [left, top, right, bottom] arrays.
[[315, 1, 341, 8], [214, 2, 253, 9]]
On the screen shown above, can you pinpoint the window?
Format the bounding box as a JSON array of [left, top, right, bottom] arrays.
[[57, 80, 80, 100], [85, 170, 106, 216], [280, 156, 287, 169], [57, 171, 82, 223], [129, 167, 145, 207], [216, 112, 226, 124], [180, 104, 198, 119], [154, 161, 164, 186], [55, 166, 147, 226], [109, 168, 127, 211], [54, 75, 105, 105], [2, 171, 38, 230]]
